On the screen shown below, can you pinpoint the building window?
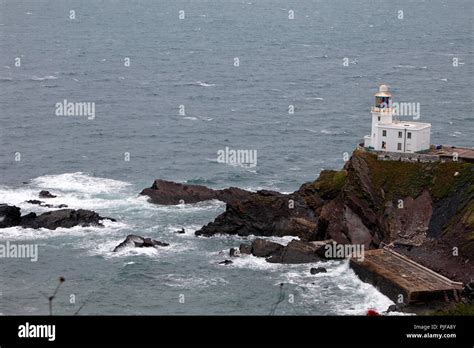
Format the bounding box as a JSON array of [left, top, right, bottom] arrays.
[[382, 130, 387, 137], [407, 132, 412, 139], [378, 116, 381, 121], [382, 141, 386, 149], [397, 143, 402, 151], [398, 131, 402, 138]]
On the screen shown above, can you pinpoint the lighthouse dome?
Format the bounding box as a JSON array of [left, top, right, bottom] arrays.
[[374, 84, 391, 97]]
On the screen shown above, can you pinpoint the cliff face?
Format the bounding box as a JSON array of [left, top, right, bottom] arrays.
[[314, 151, 473, 249]]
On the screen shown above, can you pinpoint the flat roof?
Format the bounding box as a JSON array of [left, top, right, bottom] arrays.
[[430, 146, 474, 161], [375, 121, 431, 131]]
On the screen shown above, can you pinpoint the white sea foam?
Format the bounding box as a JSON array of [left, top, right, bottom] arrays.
[[228, 255, 395, 315], [195, 81, 216, 87], [30, 75, 58, 81], [226, 253, 285, 271], [320, 129, 346, 135], [155, 273, 228, 289], [0, 172, 155, 217], [85, 233, 197, 259], [0, 219, 126, 241], [31, 172, 131, 194], [289, 261, 394, 315]]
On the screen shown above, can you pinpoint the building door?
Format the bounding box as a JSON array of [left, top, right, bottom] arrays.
[[403, 129, 411, 152]]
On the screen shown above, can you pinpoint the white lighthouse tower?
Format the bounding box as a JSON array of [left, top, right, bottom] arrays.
[[363, 85, 431, 153]]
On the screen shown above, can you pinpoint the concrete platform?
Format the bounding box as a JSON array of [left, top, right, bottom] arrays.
[[431, 145, 474, 162], [350, 247, 464, 304]]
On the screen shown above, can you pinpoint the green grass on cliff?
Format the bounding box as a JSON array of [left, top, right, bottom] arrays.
[[356, 150, 474, 203], [307, 170, 347, 200], [462, 200, 474, 229], [431, 161, 474, 200]]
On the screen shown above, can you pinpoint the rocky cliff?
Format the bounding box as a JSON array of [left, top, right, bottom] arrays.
[[142, 150, 473, 283]]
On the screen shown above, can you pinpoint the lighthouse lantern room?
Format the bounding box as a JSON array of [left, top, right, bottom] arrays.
[[363, 85, 431, 153]]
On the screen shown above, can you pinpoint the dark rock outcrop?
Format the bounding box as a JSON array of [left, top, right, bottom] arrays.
[[0, 204, 21, 228], [251, 238, 284, 257], [113, 234, 169, 252], [229, 247, 240, 257], [39, 190, 57, 198], [218, 260, 233, 265], [267, 240, 322, 264], [140, 179, 252, 205], [239, 243, 252, 255], [310, 267, 327, 274], [195, 191, 318, 239], [26, 200, 68, 208], [238, 238, 329, 264], [0, 204, 115, 230], [20, 209, 115, 229]]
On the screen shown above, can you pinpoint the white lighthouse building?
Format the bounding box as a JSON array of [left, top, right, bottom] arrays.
[[363, 85, 431, 153]]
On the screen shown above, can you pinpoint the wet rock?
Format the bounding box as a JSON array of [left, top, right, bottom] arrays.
[[175, 228, 185, 234], [310, 267, 327, 274], [140, 179, 252, 205], [0, 204, 21, 228], [239, 243, 252, 255], [20, 209, 115, 230], [26, 200, 44, 205], [267, 240, 321, 264], [386, 303, 405, 313], [229, 247, 240, 257], [25, 200, 68, 209], [39, 190, 57, 198], [251, 238, 284, 258], [113, 234, 169, 252], [196, 191, 318, 239], [218, 260, 233, 265]]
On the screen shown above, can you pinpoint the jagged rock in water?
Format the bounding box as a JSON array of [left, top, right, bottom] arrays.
[[26, 200, 68, 208], [218, 260, 233, 265], [267, 240, 323, 264], [250, 238, 284, 257], [140, 179, 252, 205], [0, 204, 21, 228], [239, 243, 252, 255], [39, 190, 57, 198], [238, 238, 328, 264], [195, 191, 318, 240], [19, 209, 115, 230], [310, 267, 327, 274], [113, 234, 169, 252]]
